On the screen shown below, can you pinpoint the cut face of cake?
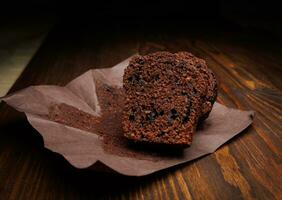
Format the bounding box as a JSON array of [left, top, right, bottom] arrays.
[[122, 52, 217, 146]]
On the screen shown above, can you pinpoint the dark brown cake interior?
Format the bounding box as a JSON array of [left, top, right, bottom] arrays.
[[122, 52, 217, 145]]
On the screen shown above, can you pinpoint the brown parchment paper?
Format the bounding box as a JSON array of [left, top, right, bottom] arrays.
[[1, 56, 254, 176]]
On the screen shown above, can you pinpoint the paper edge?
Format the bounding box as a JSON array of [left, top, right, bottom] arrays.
[[0, 55, 256, 176]]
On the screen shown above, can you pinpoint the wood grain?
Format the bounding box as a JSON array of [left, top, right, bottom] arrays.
[[0, 21, 281, 200]]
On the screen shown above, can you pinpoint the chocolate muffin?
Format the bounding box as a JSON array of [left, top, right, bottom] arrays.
[[122, 52, 217, 146]]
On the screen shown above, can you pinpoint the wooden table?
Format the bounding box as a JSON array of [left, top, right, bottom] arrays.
[[0, 20, 281, 199]]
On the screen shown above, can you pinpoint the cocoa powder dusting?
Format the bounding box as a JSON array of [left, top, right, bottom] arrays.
[[48, 82, 182, 160]]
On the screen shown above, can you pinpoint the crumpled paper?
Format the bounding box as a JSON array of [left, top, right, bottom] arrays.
[[1, 56, 254, 176]]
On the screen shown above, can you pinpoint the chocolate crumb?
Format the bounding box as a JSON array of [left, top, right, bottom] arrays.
[[48, 82, 179, 161], [122, 52, 217, 146]]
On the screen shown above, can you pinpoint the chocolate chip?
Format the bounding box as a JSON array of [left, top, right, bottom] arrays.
[[182, 114, 189, 123], [168, 109, 178, 123], [159, 110, 164, 116], [159, 131, 165, 136], [153, 75, 160, 81], [151, 109, 158, 119], [170, 109, 178, 118], [128, 73, 140, 83], [129, 114, 135, 122], [146, 109, 158, 122], [128, 72, 146, 87], [192, 87, 197, 95], [139, 59, 145, 65]]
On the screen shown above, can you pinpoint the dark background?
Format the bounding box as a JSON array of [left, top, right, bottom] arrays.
[[1, 0, 282, 36]]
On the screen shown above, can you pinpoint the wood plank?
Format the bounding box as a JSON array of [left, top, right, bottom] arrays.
[[0, 21, 281, 199]]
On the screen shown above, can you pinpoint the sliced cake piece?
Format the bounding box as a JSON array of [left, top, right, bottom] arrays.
[[176, 52, 217, 120], [122, 52, 214, 146]]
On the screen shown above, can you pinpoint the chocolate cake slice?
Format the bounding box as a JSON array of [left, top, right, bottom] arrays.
[[122, 52, 217, 146], [176, 52, 217, 120]]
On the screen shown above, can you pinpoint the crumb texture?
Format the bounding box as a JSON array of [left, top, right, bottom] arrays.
[[49, 83, 166, 160], [122, 52, 217, 145]]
